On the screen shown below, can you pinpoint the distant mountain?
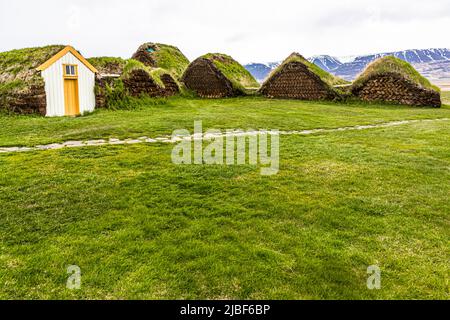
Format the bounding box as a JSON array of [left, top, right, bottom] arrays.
[[308, 55, 342, 72], [244, 49, 450, 88], [332, 48, 450, 81], [244, 62, 280, 82], [414, 60, 450, 87]]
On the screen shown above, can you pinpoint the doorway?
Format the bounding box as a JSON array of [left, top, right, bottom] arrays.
[[63, 64, 80, 116]]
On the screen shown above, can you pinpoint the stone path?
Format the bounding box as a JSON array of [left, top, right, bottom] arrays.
[[0, 118, 448, 154]]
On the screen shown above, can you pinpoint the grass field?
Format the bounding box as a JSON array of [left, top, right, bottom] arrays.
[[442, 91, 450, 105], [0, 96, 449, 147], [0, 97, 449, 299]]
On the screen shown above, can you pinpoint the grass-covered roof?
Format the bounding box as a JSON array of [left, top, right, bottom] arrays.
[[134, 43, 189, 79], [87, 57, 126, 75], [353, 56, 440, 92], [266, 52, 348, 87], [121, 59, 174, 88], [201, 53, 260, 91], [0, 45, 66, 97]]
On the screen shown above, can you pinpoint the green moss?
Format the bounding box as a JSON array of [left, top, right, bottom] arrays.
[[353, 56, 440, 92], [202, 53, 260, 92]]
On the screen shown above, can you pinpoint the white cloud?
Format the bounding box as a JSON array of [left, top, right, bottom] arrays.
[[0, 0, 449, 63]]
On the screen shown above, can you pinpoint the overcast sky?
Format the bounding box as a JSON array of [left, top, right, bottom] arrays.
[[1, 0, 449, 63]]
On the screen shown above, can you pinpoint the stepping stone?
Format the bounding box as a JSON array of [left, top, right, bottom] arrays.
[[37, 144, 64, 150], [0, 147, 20, 152], [125, 139, 142, 144], [109, 138, 127, 145], [63, 141, 85, 147], [86, 140, 106, 146]]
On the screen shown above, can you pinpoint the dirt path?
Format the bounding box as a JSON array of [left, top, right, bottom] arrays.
[[0, 118, 448, 154]]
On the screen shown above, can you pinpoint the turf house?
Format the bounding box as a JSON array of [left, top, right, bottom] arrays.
[[120, 59, 180, 97], [181, 53, 259, 98], [351, 56, 441, 107], [0, 45, 98, 116], [259, 52, 347, 100], [88, 55, 182, 108], [131, 42, 190, 80]]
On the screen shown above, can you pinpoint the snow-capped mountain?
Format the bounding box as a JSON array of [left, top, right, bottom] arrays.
[[244, 48, 450, 87], [244, 62, 280, 82], [333, 48, 450, 81], [347, 48, 450, 65], [308, 55, 342, 72]]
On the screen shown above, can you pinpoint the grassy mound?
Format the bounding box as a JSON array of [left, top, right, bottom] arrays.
[[202, 53, 260, 91], [133, 43, 189, 79], [87, 57, 126, 75], [353, 56, 440, 92], [268, 53, 348, 87], [99, 59, 187, 109], [122, 59, 168, 87], [0, 45, 66, 99]]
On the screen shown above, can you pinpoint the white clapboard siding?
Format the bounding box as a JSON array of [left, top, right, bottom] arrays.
[[41, 52, 96, 117]]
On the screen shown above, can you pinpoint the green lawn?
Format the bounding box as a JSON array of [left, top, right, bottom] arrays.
[[0, 97, 449, 299], [0, 96, 449, 147], [442, 91, 450, 105]]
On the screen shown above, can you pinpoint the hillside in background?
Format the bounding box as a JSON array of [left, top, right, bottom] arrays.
[[245, 49, 450, 89]]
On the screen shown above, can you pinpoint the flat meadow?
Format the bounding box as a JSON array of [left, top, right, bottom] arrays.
[[0, 97, 449, 299]]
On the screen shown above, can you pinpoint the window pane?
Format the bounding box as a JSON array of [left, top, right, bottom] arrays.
[[66, 65, 70, 75], [71, 66, 75, 75]]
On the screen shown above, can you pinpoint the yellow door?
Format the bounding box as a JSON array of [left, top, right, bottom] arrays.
[[64, 79, 80, 116]]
